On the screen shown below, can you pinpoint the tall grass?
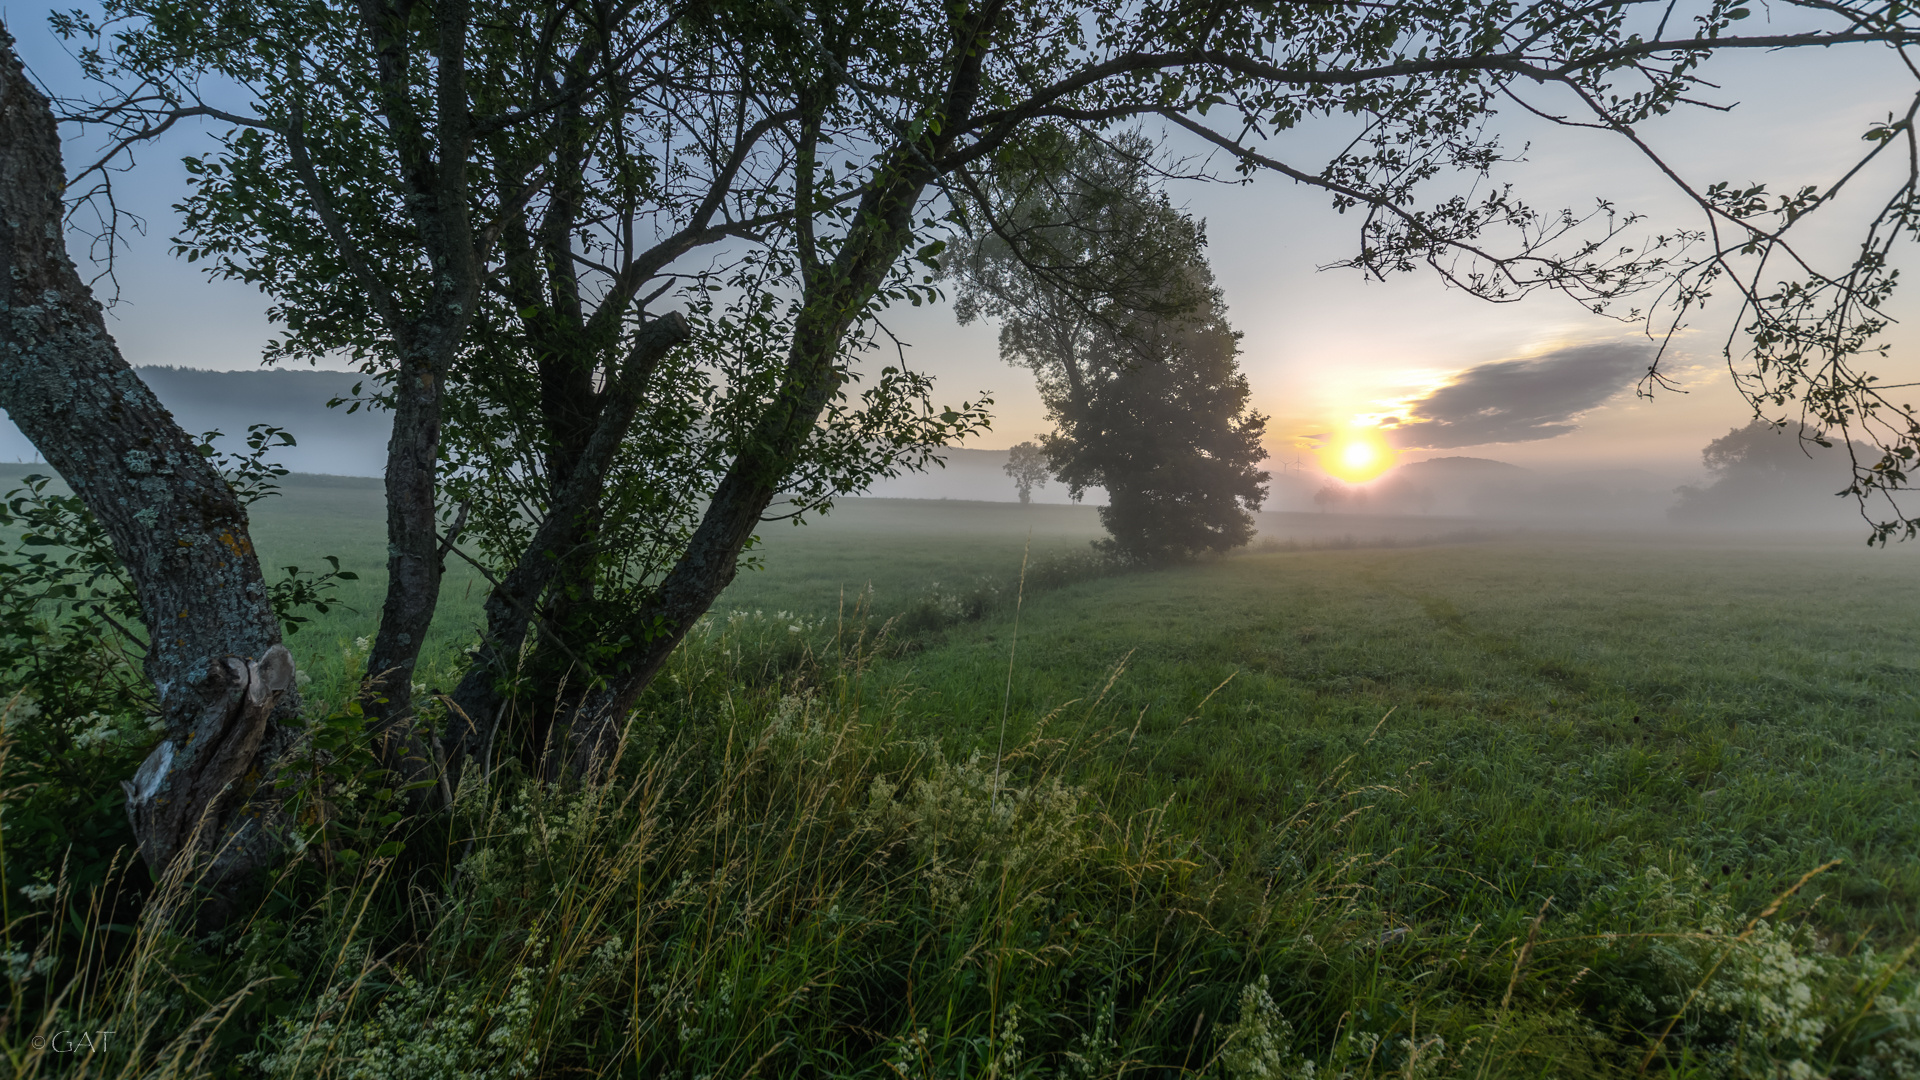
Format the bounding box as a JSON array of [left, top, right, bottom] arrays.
[[3, 605, 1917, 1078]]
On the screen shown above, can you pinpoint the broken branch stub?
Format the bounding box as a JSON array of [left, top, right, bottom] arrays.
[[121, 645, 296, 877]]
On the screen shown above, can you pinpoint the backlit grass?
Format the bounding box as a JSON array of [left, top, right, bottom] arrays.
[[852, 537, 1920, 943]]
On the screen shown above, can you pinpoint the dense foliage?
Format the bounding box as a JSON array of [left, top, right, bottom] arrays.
[[953, 135, 1270, 562]]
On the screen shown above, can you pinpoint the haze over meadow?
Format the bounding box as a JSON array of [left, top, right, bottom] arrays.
[[0, 365, 1871, 532]]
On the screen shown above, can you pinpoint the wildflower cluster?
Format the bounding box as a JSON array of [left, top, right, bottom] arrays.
[[246, 962, 549, 1080], [699, 608, 829, 638], [860, 747, 1090, 908]]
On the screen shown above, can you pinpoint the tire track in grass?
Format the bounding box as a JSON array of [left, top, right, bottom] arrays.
[[1350, 554, 1607, 705]]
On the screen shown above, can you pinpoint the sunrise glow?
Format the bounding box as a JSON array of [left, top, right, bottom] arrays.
[[1318, 426, 1398, 483]]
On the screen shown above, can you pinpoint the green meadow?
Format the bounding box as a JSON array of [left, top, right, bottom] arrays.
[[721, 499, 1920, 943], [7, 467, 1919, 1077], [856, 534, 1920, 929]]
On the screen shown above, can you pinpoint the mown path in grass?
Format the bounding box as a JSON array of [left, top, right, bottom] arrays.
[[850, 537, 1920, 942]]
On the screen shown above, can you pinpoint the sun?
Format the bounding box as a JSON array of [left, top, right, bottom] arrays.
[[1318, 426, 1398, 483]]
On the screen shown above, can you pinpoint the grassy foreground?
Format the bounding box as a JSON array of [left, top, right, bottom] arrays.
[[2, 483, 1918, 1078]]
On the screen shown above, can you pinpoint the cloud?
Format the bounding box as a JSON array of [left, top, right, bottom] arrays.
[[1386, 342, 1652, 449]]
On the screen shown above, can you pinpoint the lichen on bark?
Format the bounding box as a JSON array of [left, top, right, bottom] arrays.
[[0, 25, 299, 909]]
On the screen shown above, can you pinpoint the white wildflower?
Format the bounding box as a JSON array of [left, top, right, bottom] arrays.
[[1219, 976, 1315, 1080]]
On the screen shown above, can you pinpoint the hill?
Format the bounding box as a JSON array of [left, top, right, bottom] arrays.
[[0, 366, 392, 477]]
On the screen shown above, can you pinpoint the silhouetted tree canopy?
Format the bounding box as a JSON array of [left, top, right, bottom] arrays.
[[1671, 421, 1874, 526], [1003, 441, 1050, 505], [952, 135, 1268, 562]]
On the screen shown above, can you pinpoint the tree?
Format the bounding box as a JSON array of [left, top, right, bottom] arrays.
[[0, 31, 297, 904], [1698, 421, 1860, 479], [32, 0, 1920, 800], [1670, 420, 1874, 525], [953, 135, 1268, 561], [1047, 284, 1269, 562], [1004, 441, 1050, 504]]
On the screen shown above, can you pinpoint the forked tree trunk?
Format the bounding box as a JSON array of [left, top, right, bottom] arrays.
[[564, 166, 941, 778], [441, 313, 690, 785], [559, 6, 1003, 779], [0, 31, 297, 902]]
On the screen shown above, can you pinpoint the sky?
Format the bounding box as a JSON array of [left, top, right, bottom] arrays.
[[8, 7, 1920, 486]]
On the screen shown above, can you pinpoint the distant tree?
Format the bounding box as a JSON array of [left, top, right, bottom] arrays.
[[1313, 484, 1369, 513], [1700, 421, 1853, 478], [1044, 287, 1269, 561], [1671, 420, 1872, 524], [953, 135, 1268, 562], [1003, 441, 1050, 505]]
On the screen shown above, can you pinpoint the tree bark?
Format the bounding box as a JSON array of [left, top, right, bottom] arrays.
[[0, 31, 298, 898]]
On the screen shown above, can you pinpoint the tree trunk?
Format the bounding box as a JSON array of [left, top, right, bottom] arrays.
[[442, 313, 690, 783], [347, 0, 483, 788], [0, 32, 298, 901], [564, 168, 937, 777], [361, 348, 447, 788]]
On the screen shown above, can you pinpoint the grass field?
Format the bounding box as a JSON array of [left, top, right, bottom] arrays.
[[856, 535, 1920, 934], [6, 467, 1918, 1076], [663, 511, 1920, 1075], [682, 500, 1920, 950], [22, 464, 1917, 936]]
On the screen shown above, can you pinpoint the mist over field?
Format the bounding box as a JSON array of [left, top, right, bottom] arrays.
[[0, 366, 1881, 533], [0, 367, 389, 476]]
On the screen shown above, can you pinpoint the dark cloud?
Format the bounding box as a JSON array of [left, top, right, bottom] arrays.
[[1388, 342, 1652, 449]]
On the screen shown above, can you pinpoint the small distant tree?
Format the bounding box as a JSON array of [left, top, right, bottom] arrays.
[[953, 135, 1268, 563], [1314, 484, 1365, 513], [1004, 441, 1050, 505]]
